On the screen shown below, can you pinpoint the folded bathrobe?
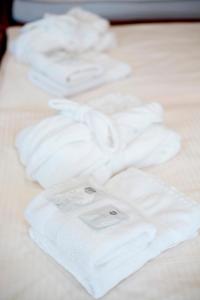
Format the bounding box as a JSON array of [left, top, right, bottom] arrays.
[[26, 168, 200, 298], [28, 51, 132, 96], [16, 94, 181, 188], [10, 7, 116, 64]]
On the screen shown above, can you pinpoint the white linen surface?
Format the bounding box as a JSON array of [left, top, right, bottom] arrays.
[[25, 168, 200, 298], [0, 23, 200, 300]]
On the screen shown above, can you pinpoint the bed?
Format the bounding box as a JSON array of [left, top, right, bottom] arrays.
[[0, 23, 200, 300]]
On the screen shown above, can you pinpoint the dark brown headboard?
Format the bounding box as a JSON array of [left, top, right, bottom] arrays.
[[0, 0, 13, 60]]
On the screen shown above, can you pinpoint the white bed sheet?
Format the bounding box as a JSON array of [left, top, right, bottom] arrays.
[[0, 23, 200, 300]]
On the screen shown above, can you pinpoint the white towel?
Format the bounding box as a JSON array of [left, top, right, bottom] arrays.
[[16, 94, 181, 188], [25, 168, 200, 298], [10, 7, 116, 64], [28, 52, 132, 96], [30, 51, 104, 85]]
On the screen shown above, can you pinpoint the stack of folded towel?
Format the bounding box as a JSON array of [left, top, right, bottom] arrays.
[[29, 51, 132, 97], [10, 8, 132, 96], [16, 93, 181, 188], [26, 168, 200, 298]]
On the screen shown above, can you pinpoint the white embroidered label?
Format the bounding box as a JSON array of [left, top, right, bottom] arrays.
[[79, 205, 128, 230], [46, 50, 73, 63], [47, 186, 98, 211]]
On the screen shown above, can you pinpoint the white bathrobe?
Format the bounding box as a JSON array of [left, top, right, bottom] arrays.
[[25, 168, 200, 298], [10, 7, 116, 64], [16, 94, 181, 188]]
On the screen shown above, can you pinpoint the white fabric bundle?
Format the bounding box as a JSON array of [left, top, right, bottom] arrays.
[[25, 168, 200, 298], [10, 7, 116, 64], [16, 94, 181, 188], [28, 51, 132, 96]]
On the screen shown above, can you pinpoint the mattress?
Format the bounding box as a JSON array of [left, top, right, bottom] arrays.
[[0, 23, 200, 300], [12, 0, 200, 22]]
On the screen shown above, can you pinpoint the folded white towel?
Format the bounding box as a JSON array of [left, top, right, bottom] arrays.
[[10, 7, 116, 64], [31, 51, 104, 85], [25, 168, 200, 298], [16, 94, 181, 188], [28, 52, 132, 96]]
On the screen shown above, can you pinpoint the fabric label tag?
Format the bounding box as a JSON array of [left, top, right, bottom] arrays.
[[47, 186, 98, 211], [79, 204, 128, 230], [46, 50, 85, 65]]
